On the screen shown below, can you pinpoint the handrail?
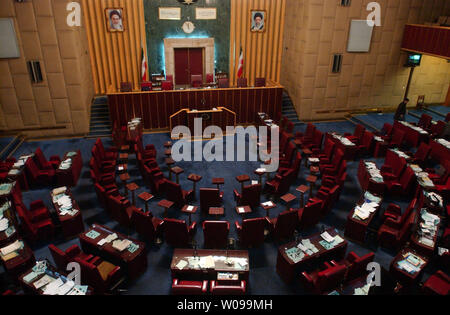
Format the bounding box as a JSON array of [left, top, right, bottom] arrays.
[[0, 135, 20, 159], [169, 109, 189, 134], [218, 107, 237, 128]]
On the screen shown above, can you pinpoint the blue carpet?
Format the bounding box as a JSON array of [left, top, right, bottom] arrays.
[[0, 113, 444, 295], [0, 137, 13, 153]]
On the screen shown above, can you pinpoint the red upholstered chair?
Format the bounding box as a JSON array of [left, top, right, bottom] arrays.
[[234, 184, 261, 209], [141, 82, 152, 91], [162, 80, 173, 90], [107, 192, 133, 227], [34, 148, 59, 170], [358, 131, 374, 156], [312, 138, 335, 164], [382, 203, 402, 222], [255, 77, 266, 87], [279, 141, 297, 166], [278, 152, 302, 181], [377, 200, 417, 249], [16, 202, 54, 244], [218, 78, 230, 88], [379, 123, 394, 141], [202, 221, 230, 249], [345, 124, 366, 145], [320, 148, 344, 176], [49, 244, 94, 270], [120, 82, 132, 92], [301, 262, 347, 294], [381, 150, 407, 182], [191, 74, 203, 87], [410, 142, 431, 166], [144, 167, 167, 196], [210, 281, 246, 295], [237, 77, 248, 88], [303, 129, 324, 151], [172, 279, 208, 295], [332, 251, 375, 282], [130, 207, 164, 243], [297, 199, 324, 229], [315, 184, 339, 216], [235, 218, 265, 248], [422, 271, 450, 295], [200, 188, 223, 214], [163, 218, 197, 248], [206, 73, 214, 83], [265, 169, 294, 196], [265, 210, 299, 241], [75, 256, 122, 294], [385, 166, 416, 196], [417, 114, 432, 130], [295, 123, 316, 144], [95, 138, 118, 161], [388, 128, 405, 148], [165, 181, 193, 207], [25, 158, 55, 187], [166, 74, 174, 83]]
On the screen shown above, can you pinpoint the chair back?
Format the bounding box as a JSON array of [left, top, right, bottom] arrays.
[[210, 281, 246, 295], [418, 114, 432, 130], [164, 219, 190, 247], [165, 181, 185, 206], [240, 184, 261, 209], [162, 80, 173, 90], [120, 82, 132, 92], [273, 210, 299, 240], [200, 188, 222, 214], [316, 264, 347, 293], [203, 221, 229, 249], [130, 207, 157, 242], [239, 218, 265, 247], [347, 252, 375, 281], [206, 73, 214, 83], [255, 77, 266, 87], [48, 244, 68, 270], [298, 199, 323, 228], [191, 74, 203, 87], [237, 78, 247, 87], [218, 78, 229, 88], [172, 279, 208, 295]]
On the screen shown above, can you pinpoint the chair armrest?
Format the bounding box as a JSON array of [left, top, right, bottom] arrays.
[[65, 245, 82, 258], [346, 252, 359, 263], [235, 221, 242, 231], [90, 256, 103, 266], [202, 280, 209, 294], [301, 271, 313, 283], [189, 222, 197, 232], [233, 189, 240, 201], [323, 262, 333, 269]]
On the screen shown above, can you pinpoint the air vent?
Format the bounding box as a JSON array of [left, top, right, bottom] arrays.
[[341, 0, 351, 6], [332, 54, 343, 73], [27, 61, 43, 83]]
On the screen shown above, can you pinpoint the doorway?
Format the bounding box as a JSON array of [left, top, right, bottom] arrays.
[[174, 48, 204, 86]]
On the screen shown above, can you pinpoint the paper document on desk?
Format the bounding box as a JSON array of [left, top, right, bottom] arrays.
[[34, 275, 54, 290], [1, 240, 22, 256], [43, 278, 64, 295], [58, 280, 75, 295], [202, 256, 215, 269], [176, 260, 188, 270], [321, 231, 335, 243], [238, 207, 246, 214], [112, 239, 132, 252]]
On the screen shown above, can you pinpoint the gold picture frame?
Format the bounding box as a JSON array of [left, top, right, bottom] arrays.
[[250, 10, 266, 33], [105, 8, 125, 32], [159, 7, 182, 20], [196, 8, 217, 20]]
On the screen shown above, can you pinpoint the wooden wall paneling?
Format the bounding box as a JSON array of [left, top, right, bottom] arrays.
[[157, 93, 166, 128], [233, 89, 241, 123], [247, 89, 256, 123]]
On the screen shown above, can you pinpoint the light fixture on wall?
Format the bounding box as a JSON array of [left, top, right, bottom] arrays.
[[27, 61, 43, 83], [332, 54, 343, 73]]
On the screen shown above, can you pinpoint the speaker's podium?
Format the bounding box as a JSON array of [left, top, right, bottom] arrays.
[[170, 107, 237, 140]]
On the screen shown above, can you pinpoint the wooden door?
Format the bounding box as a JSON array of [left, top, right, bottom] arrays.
[[174, 48, 204, 85]]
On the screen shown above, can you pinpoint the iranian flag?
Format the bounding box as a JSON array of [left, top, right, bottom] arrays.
[[237, 47, 244, 78], [141, 47, 147, 82]]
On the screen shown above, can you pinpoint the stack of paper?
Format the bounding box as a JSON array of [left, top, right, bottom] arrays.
[[391, 149, 410, 159], [0, 240, 22, 256], [297, 238, 319, 255], [262, 201, 274, 207], [112, 239, 132, 252], [33, 275, 55, 290], [59, 158, 72, 170], [176, 260, 188, 270], [365, 162, 383, 182], [237, 207, 246, 214], [353, 201, 378, 221], [97, 233, 118, 246], [0, 218, 9, 232], [436, 138, 450, 149], [364, 191, 381, 204], [186, 205, 194, 212], [0, 183, 14, 197]]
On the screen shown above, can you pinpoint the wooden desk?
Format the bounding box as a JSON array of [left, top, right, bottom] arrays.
[[276, 228, 348, 283], [56, 150, 83, 187], [344, 195, 382, 244], [0, 239, 35, 281], [18, 260, 93, 295], [107, 85, 283, 132], [357, 160, 385, 195], [171, 249, 249, 281], [79, 224, 147, 280], [51, 189, 84, 239]]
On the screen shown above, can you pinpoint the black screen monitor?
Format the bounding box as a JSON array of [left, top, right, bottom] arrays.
[[406, 53, 422, 67]]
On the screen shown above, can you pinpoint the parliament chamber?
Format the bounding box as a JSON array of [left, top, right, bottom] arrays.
[[0, 0, 449, 302]]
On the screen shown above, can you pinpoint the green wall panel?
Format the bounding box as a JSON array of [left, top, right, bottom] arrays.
[[143, 0, 231, 75]]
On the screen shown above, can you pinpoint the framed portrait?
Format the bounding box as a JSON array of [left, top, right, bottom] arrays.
[[159, 7, 181, 20], [250, 10, 266, 32], [105, 8, 125, 32]]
